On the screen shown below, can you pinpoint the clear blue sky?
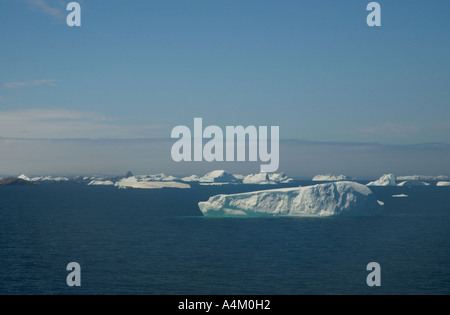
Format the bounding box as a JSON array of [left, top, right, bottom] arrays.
[[1, 0, 450, 176]]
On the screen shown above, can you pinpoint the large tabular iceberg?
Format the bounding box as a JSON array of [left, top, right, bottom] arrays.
[[367, 174, 396, 186], [198, 181, 383, 217], [436, 181, 450, 187]]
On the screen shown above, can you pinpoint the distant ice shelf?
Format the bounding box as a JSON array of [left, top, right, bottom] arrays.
[[397, 175, 449, 181]]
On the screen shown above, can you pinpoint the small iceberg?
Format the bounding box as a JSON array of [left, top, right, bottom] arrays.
[[199, 181, 383, 217], [18, 174, 31, 181], [88, 180, 114, 186], [436, 181, 450, 187], [392, 194, 409, 198], [397, 181, 430, 187]]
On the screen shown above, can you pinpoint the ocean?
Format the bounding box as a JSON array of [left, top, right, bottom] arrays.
[[0, 182, 449, 295]]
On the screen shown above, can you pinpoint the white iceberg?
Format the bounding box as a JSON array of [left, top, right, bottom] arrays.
[[312, 174, 350, 182], [243, 172, 293, 184], [243, 172, 272, 184], [397, 181, 430, 187], [199, 170, 240, 183], [392, 194, 409, 198], [133, 173, 179, 182], [397, 175, 449, 181], [268, 172, 294, 184], [88, 180, 114, 186], [199, 181, 383, 217], [181, 171, 238, 184], [367, 174, 396, 186], [149, 173, 178, 182], [114, 176, 190, 189], [18, 174, 31, 181], [181, 170, 292, 185], [30, 176, 69, 182], [436, 181, 450, 187], [181, 175, 201, 182]]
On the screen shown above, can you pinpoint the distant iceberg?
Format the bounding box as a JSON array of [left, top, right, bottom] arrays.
[[367, 174, 397, 186], [392, 194, 409, 198], [18, 174, 31, 181], [129, 173, 180, 182], [88, 180, 114, 186], [199, 170, 240, 183], [180, 170, 239, 184], [140, 173, 179, 182], [397, 181, 430, 187], [268, 172, 293, 184], [199, 181, 383, 217], [181, 175, 201, 182], [397, 175, 449, 181], [114, 176, 190, 189], [243, 172, 293, 185], [437, 181, 450, 187], [243, 172, 271, 184], [30, 176, 69, 182], [181, 170, 293, 185], [312, 174, 350, 182]]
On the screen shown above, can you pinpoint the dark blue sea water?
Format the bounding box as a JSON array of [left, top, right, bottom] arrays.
[[0, 182, 449, 295]]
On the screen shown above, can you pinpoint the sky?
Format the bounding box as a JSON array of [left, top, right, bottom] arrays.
[[0, 0, 450, 177]]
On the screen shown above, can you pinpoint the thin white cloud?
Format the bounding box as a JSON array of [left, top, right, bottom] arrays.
[[358, 123, 421, 140], [4, 79, 57, 89], [0, 109, 169, 139], [23, 0, 66, 20]]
